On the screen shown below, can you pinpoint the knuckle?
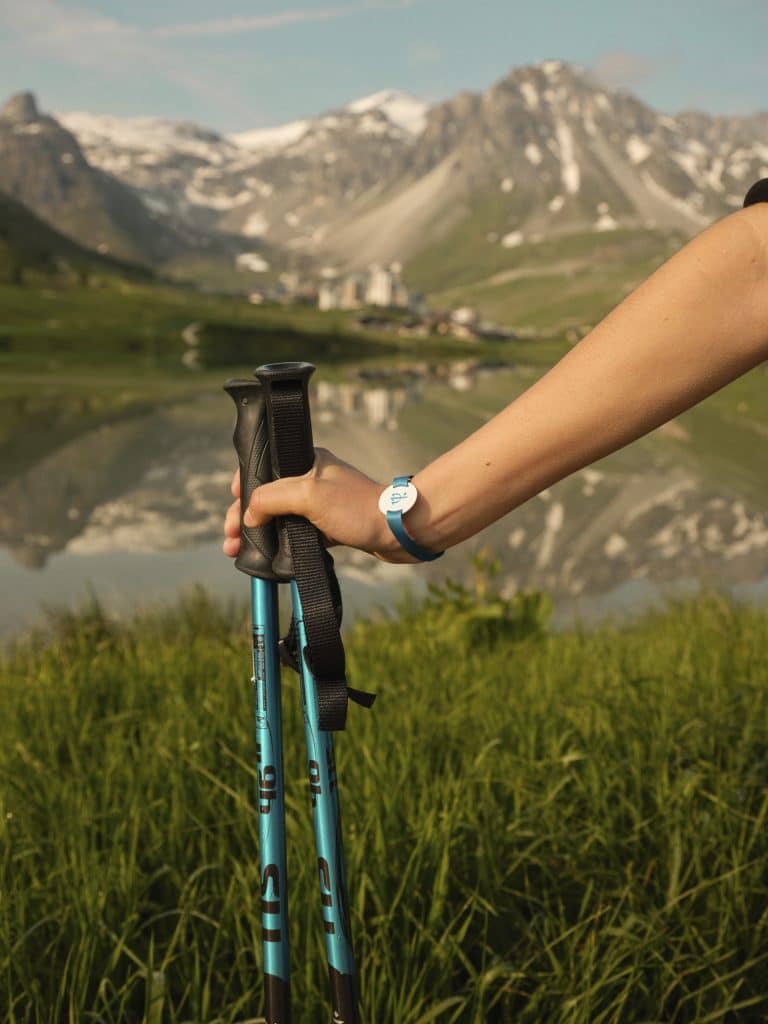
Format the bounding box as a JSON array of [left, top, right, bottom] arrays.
[[297, 474, 314, 513], [308, 447, 328, 479], [250, 487, 265, 514]]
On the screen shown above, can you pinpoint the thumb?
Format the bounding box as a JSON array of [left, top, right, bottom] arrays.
[[243, 476, 307, 527]]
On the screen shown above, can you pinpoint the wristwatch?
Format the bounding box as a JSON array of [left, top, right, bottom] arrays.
[[378, 476, 444, 562]]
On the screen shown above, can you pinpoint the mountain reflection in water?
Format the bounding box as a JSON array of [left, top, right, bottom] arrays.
[[1, 361, 766, 637]]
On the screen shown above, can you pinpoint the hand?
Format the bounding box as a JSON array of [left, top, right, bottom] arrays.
[[222, 447, 421, 564]]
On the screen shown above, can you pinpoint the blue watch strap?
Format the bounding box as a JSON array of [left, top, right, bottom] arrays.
[[383, 475, 444, 562]]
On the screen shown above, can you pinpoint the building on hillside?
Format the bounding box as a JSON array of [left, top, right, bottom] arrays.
[[280, 271, 301, 294], [364, 262, 412, 309], [315, 262, 415, 312], [451, 306, 479, 327], [318, 280, 340, 311], [365, 265, 394, 307], [340, 275, 365, 309]]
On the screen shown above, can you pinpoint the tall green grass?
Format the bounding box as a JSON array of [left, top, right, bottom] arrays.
[[1, 586, 767, 1022]]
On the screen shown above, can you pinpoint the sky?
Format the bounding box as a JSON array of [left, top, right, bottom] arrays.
[[0, 0, 766, 132]]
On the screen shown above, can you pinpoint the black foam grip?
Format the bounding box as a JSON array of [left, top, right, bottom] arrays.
[[253, 362, 316, 578], [224, 379, 280, 579]]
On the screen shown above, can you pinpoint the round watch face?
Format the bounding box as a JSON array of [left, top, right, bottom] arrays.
[[378, 481, 418, 515]]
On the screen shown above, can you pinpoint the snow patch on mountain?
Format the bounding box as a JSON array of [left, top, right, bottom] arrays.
[[672, 151, 698, 180], [60, 112, 234, 162], [583, 108, 598, 136], [245, 177, 274, 197], [184, 184, 252, 210], [501, 231, 524, 248], [345, 90, 429, 137], [236, 252, 270, 273], [626, 136, 651, 165], [231, 120, 309, 152], [143, 194, 170, 215], [519, 81, 539, 110], [554, 120, 580, 194], [242, 212, 269, 237], [595, 212, 618, 231], [703, 156, 725, 193]]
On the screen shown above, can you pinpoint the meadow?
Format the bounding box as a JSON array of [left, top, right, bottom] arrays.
[[1, 579, 767, 1023], [0, 275, 569, 381]]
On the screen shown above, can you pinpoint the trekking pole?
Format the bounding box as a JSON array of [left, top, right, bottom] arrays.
[[226, 363, 370, 1023], [225, 379, 292, 1023], [290, 579, 358, 1021], [254, 362, 361, 1024]]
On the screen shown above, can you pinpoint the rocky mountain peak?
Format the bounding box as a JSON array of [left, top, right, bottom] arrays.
[[13, 61, 768, 280], [0, 91, 40, 123]]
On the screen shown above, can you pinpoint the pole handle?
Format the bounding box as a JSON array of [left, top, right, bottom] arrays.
[[253, 362, 316, 578], [224, 378, 280, 579]]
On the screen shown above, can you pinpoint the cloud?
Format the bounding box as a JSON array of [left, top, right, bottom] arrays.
[[0, 0, 419, 119], [0, 0, 143, 49], [0, 0, 417, 116], [591, 50, 677, 89], [0, 0, 246, 113], [408, 42, 442, 65], [152, 1, 416, 40]]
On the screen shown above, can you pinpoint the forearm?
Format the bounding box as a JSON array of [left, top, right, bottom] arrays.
[[410, 206, 768, 550], [232, 204, 768, 564]]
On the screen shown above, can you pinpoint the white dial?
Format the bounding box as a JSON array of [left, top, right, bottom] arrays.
[[378, 481, 418, 515]]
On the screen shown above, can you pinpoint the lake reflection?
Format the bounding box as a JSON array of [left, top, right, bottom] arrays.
[[2, 361, 767, 638]]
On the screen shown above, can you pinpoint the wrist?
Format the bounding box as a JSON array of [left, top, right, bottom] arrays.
[[378, 476, 445, 561], [408, 472, 449, 550]]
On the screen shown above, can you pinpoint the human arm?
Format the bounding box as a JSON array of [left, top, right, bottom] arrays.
[[224, 202, 768, 563]]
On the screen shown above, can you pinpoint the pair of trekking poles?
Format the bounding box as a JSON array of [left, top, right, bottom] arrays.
[[225, 362, 373, 1024]]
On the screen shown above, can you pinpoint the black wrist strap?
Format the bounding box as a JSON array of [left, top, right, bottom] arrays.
[[268, 382, 375, 731]]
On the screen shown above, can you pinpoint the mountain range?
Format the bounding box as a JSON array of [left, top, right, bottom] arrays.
[[2, 62, 767, 292]]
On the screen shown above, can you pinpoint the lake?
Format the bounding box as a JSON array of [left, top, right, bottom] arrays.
[[2, 359, 767, 639]]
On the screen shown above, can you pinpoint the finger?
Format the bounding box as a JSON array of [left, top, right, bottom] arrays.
[[244, 476, 307, 528], [224, 498, 241, 538], [231, 467, 240, 498], [222, 536, 240, 558]]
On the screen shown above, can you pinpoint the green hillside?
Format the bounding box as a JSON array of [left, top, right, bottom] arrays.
[[405, 192, 683, 330], [0, 190, 152, 285]]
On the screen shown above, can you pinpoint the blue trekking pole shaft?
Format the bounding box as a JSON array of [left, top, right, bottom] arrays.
[[252, 576, 291, 1017], [225, 379, 292, 1024], [292, 581, 358, 1022], [255, 362, 360, 1023]]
